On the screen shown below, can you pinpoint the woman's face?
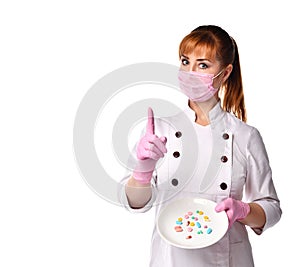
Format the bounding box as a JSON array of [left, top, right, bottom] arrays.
[[180, 51, 224, 88]]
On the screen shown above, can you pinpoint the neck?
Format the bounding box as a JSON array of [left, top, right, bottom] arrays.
[[189, 97, 219, 126]]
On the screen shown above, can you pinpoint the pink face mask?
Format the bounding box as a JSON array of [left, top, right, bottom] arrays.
[[178, 70, 223, 102]]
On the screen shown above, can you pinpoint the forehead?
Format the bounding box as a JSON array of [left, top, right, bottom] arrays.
[[180, 44, 217, 62], [179, 33, 218, 61]]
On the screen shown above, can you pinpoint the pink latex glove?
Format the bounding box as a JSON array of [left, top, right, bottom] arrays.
[[215, 198, 250, 229], [132, 107, 167, 184]]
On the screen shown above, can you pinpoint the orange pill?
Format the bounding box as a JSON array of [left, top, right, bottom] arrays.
[[174, 226, 183, 232]]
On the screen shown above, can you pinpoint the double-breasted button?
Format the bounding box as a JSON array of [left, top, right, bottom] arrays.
[[173, 151, 180, 158], [171, 178, 179, 186], [221, 155, 228, 163], [220, 182, 227, 190], [175, 131, 182, 138], [222, 133, 229, 140]]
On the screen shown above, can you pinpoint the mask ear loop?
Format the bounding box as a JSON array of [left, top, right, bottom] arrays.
[[212, 69, 225, 90], [212, 69, 224, 80]]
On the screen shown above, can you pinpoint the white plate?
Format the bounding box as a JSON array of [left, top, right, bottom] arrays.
[[156, 197, 228, 249]]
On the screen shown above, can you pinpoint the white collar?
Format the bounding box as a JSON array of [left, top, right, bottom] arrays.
[[184, 101, 225, 127]]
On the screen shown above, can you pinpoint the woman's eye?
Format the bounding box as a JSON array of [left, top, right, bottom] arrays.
[[198, 63, 208, 69], [181, 59, 189, 65]]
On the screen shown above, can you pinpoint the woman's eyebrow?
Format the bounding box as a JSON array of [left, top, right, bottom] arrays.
[[196, 58, 210, 62], [181, 54, 210, 62]]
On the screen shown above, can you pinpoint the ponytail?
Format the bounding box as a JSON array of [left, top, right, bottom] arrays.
[[222, 38, 247, 122]]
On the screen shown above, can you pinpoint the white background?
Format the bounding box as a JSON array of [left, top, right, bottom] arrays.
[[1, 0, 299, 266]]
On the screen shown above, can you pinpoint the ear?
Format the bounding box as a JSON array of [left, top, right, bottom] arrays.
[[222, 64, 233, 83]]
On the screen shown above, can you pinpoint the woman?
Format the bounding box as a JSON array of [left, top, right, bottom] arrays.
[[122, 25, 282, 266]]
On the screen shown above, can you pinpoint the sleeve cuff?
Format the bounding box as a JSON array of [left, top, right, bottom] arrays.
[[251, 199, 282, 235]]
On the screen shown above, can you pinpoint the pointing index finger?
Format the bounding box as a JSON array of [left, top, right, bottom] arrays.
[[147, 107, 155, 135]]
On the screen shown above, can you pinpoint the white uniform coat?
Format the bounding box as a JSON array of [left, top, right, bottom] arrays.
[[120, 102, 282, 267]]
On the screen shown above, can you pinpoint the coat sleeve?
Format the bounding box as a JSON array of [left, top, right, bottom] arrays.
[[244, 127, 282, 234], [118, 115, 171, 213], [117, 124, 158, 213], [118, 173, 157, 213]]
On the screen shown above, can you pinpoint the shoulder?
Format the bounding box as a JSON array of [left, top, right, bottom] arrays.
[[225, 112, 258, 137], [224, 112, 266, 152]]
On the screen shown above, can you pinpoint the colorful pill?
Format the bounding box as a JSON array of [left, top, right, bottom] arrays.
[[184, 214, 189, 219], [204, 216, 210, 222], [196, 222, 201, 228], [186, 221, 190, 226], [190, 222, 195, 227], [187, 211, 193, 216], [174, 226, 183, 232], [187, 227, 193, 232], [176, 221, 183, 225], [197, 230, 203, 234], [186, 235, 192, 239], [207, 228, 213, 234], [198, 211, 204, 215], [178, 217, 183, 222]]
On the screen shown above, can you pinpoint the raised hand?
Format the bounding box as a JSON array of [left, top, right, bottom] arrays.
[[133, 107, 167, 184]]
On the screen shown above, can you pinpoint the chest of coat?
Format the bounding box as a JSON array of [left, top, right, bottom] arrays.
[[154, 116, 241, 201]]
